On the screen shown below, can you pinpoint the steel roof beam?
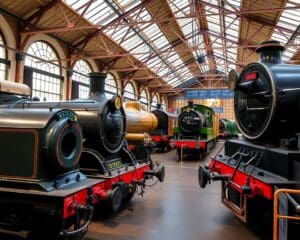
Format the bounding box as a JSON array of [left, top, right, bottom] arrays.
[[73, 0, 154, 49]]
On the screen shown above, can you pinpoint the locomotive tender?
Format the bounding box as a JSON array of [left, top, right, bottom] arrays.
[[171, 101, 219, 160], [0, 73, 164, 239], [199, 40, 300, 238]]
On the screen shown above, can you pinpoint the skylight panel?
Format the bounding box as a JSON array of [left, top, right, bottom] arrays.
[[108, 26, 130, 43], [152, 37, 170, 50], [203, 0, 240, 73], [121, 35, 143, 50], [86, 2, 116, 25], [271, 1, 300, 60], [202, 65, 209, 72], [118, 0, 141, 11], [157, 68, 169, 76], [147, 57, 164, 69], [168, 0, 206, 76], [172, 81, 182, 87], [142, 25, 161, 39], [169, 0, 190, 16], [65, 0, 90, 12]]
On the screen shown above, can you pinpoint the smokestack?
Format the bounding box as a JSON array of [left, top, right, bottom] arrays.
[[188, 101, 194, 108], [256, 40, 285, 64], [156, 103, 162, 110], [89, 72, 106, 101]]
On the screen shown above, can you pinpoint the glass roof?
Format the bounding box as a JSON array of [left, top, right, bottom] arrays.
[[204, 0, 240, 74], [270, 1, 300, 61], [64, 0, 298, 88]]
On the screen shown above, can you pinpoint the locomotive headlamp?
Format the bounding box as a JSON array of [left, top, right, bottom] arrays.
[[111, 95, 122, 110], [244, 72, 258, 81]]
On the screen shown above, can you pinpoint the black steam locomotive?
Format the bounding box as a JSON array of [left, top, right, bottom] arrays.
[[198, 40, 300, 238], [150, 104, 178, 152], [0, 74, 164, 239]]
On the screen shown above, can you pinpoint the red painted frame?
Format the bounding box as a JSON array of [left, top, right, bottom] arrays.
[[208, 158, 273, 200], [63, 164, 151, 219]]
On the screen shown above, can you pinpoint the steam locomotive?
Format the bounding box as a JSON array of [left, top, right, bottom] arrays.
[[150, 104, 178, 152], [218, 118, 239, 139], [0, 74, 164, 239], [171, 102, 219, 160], [198, 40, 300, 238], [123, 100, 158, 162]]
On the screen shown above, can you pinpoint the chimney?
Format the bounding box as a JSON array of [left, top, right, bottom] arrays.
[[89, 72, 107, 101], [256, 40, 285, 64], [188, 101, 194, 108]]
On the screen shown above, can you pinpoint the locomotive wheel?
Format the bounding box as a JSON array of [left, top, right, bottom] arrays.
[[109, 186, 123, 213], [198, 166, 210, 188]]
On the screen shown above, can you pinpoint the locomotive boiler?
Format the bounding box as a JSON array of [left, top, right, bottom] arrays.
[[150, 104, 178, 152], [123, 101, 159, 162], [8, 73, 126, 157], [198, 40, 300, 238], [171, 101, 219, 160], [124, 101, 158, 143]]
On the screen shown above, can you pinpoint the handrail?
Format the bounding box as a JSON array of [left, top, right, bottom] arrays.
[[273, 188, 300, 240]]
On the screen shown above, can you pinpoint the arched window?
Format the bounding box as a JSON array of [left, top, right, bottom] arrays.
[[72, 60, 92, 99], [25, 41, 62, 101], [105, 73, 118, 98], [124, 82, 136, 101], [140, 89, 148, 110], [151, 94, 159, 110], [0, 32, 8, 80]]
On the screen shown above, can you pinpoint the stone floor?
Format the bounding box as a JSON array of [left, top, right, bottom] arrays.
[[85, 141, 267, 240]]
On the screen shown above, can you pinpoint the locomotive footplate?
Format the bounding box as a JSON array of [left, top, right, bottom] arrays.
[[84, 163, 165, 212], [171, 138, 216, 151], [224, 139, 300, 180], [198, 139, 300, 223]]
